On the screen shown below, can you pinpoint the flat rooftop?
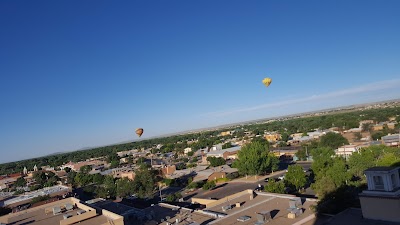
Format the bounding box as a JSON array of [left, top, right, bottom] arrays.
[[0, 197, 122, 225], [5, 207, 108, 225], [144, 203, 215, 225], [207, 193, 317, 225]]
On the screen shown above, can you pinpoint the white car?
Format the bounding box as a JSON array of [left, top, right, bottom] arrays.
[[278, 175, 285, 180]]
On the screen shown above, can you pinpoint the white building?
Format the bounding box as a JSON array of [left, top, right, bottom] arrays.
[[359, 167, 400, 223], [335, 145, 361, 159]]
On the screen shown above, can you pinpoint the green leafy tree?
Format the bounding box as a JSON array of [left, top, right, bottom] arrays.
[[92, 173, 104, 185], [233, 141, 278, 176], [222, 142, 233, 149], [362, 123, 373, 132], [281, 132, 289, 142], [207, 157, 226, 167], [166, 194, 176, 202], [312, 158, 351, 197], [116, 178, 134, 198], [80, 165, 92, 174], [104, 176, 116, 198], [14, 177, 26, 187], [132, 169, 156, 199], [295, 149, 307, 161], [163, 178, 175, 187], [310, 147, 335, 175], [319, 132, 349, 150], [371, 131, 385, 141], [202, 181, 216, 190], [285, 165, 307, 192], [376, 152, 400, 167], [110, 160, 120, 169], [264, 179, 285, 194], [354, 132, 362, 141]]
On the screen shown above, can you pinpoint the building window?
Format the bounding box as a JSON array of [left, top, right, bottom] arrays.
[[391, 174, 396, 189], [373, 176, 384, 190]]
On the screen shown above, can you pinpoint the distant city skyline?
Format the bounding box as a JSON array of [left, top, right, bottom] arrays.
[[1, 0, 400, 163]]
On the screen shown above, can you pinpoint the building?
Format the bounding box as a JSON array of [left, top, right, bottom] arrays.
[[220, 131, 233, 136], [0, 185, 71, 208], [264, 133, 281, 142], [206, 146, 241, 160], [192, 165, 238, 183], [191, 190, 317, 225], [210, 144, 223, 152], [335, 145, 361, 159], [183, 147, 192, 155], [161, 165, 176, 177], [0, 197, 123, 225], [382, 134, 400, 147], [359, 167, 400, 223], [60, 160, 107, 172]]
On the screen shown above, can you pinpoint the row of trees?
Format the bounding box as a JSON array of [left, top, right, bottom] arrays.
[[1, 106, 398, 176], [68, 167, 157, 199]]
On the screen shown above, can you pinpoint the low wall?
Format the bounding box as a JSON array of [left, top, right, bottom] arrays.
[[192, 189, 254, 208], [4, 198, 71, 223], [207, 189, 254, 208], [60, 210, 96, 225], [191, 198, 217, 207], [102, 209, 124, 225], [101, 209, 124, 225]]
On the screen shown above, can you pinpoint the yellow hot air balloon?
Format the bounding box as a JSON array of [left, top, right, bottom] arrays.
[[262, 78, 272, 87], [135, 128, 144, 137]]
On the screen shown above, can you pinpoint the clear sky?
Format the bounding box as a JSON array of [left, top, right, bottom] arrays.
[[1, 0, 400, 163]]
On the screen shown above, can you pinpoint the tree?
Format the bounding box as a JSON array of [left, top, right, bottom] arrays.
[[310, 147, 335, 176], [116, 178, 134, 198], [376, 152, 400, 167], [132, 168, 156, 199], [285, 165, 307, 192], [233, 140, 278, 176], [362, 123, 373, 132], [92, 173, 104, 185], [163, 178, 175, 187], [319, 132, 349, 150], [222, 142, 232, 149], [312, 158, 351, 197], [14, 177, 26, 187], [354, 132, 362, 141], [104, 176, 116, 198], [264, 179, 285, 194], [202, 181, 216, 190], [295, 149, 307, 161], [64, 167, 71, 173], [371, 131, 385, 141], [207, 157, 226, 167], [281, 132, 289, 142], [80, 165, 92, 174], [110, 160, 120, 169]]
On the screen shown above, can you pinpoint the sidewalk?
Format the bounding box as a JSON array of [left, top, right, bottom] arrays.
[[229, 170, 286, 183]]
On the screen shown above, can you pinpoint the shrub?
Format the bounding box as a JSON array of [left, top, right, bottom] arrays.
[[202, 181, 216, 190]]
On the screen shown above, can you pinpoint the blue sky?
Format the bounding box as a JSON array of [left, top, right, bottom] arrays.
[[1, 1, 400, 163]]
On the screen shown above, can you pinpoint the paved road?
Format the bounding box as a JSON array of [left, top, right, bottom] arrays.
[[182, 162, 313, 201]]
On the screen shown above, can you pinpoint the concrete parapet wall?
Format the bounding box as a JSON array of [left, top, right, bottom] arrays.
[[59, 210, 96, 225]]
